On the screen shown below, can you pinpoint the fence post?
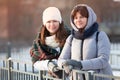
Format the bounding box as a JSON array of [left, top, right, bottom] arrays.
[[39, 70, 44, 80], [6, 42, 11, 59], [88, 71, 94, 80], [8, 58, 12, 80], [7, 42, 12, 80], [62, 70, 66, 80]]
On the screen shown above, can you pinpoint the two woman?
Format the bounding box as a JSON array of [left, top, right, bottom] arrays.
[[30, 7, 70, 78], [58, 4, 113, 80]]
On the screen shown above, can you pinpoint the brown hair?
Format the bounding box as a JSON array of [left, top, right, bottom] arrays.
[[71, 6, 89, 19], [39, 21, 69, 47]]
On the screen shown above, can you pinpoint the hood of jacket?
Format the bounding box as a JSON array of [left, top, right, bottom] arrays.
[[70, 4, 97, 31]]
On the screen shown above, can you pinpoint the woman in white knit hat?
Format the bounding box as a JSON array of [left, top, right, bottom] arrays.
[[30, 7, 70, 78]]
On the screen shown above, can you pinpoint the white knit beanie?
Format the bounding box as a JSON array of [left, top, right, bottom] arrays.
[[42, 7, 62, 25]]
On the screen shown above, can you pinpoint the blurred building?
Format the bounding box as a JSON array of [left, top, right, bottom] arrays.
[[0, 0, 120, 45]]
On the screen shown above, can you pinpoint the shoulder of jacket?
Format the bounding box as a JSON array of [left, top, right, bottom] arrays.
[[36, 32, 41, 39], [66, 34, 73, 43], [97, 31, 108, 37], [96, 31, 110, 42]]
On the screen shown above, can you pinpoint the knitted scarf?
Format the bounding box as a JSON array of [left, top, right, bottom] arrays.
[[71, 22, 98, 40]]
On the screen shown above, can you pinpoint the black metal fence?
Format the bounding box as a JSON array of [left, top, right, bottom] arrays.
[[0, 58, 120, 80], [0, 42, 120, 80]]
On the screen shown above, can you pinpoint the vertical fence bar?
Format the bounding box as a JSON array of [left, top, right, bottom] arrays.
[[7, 42, 11, 58], [32, 66, 34, 73], [8, 59, 11, 80], [3, 61, 5, 67], [7, 42, 12, 80], [88, 72, 93, 80], [17, 63, 19, 70], [24, 64, 27, 72], [38, 71, 43, 80], [6, 42, 11, 69], [87, 71, 94, 80]]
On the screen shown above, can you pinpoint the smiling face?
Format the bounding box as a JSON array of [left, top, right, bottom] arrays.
[[45, 20, 60, 35], [71, 6, 89, 30], [73, 12, 88, 29]]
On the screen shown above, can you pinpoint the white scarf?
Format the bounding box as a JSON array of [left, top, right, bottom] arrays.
[[45, 35, 60, 48]]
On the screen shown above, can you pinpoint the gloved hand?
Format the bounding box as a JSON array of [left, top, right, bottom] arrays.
[[48, 61, 63, 78], [62, 60, 82, 72], [48, 69, 63, 78], [47, 61, 59, 72], [62, 64, 73, 74]]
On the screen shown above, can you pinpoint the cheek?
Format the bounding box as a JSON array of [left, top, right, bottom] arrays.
[[45, 23, 49, 28], [53, 22, 59, 30], [73, 20, 76, 24], [45, 25, 49, 30], [84, 20, 87, 26], [56, 24, 60, 29], [84, 18, 88, 24]]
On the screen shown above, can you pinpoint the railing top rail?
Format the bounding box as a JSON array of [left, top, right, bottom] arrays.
[[94, 73, 120, 79]]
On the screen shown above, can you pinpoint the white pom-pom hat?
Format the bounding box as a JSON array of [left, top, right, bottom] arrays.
[[42, 7, 62, 25]]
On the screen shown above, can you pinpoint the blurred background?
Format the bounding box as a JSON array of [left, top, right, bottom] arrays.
[[0, 0, 120, 76], [0, 0, 120, 47]]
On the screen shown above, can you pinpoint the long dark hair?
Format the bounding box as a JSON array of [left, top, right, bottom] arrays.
[[39, 21, 69, 47]]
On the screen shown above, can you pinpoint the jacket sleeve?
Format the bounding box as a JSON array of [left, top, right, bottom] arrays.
[[58, 35, 73, 69], [30, 32, 43, 63], [30, 40, 44, 63], [81, 31, 111, 70]]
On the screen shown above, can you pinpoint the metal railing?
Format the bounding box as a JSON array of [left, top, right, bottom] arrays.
[[0, 42, 120, 80], [0, 58, 120, 80], [1, 42, 120, 71], [110, 43, 120, 71], [110, 51, 120, 70], [93, 73, 120, 80]]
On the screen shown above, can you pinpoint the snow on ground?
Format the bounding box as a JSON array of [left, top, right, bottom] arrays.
[[113, 71, 120, 76]]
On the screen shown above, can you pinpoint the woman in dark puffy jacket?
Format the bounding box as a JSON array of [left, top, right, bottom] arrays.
[[30, 7, 70, 78]]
